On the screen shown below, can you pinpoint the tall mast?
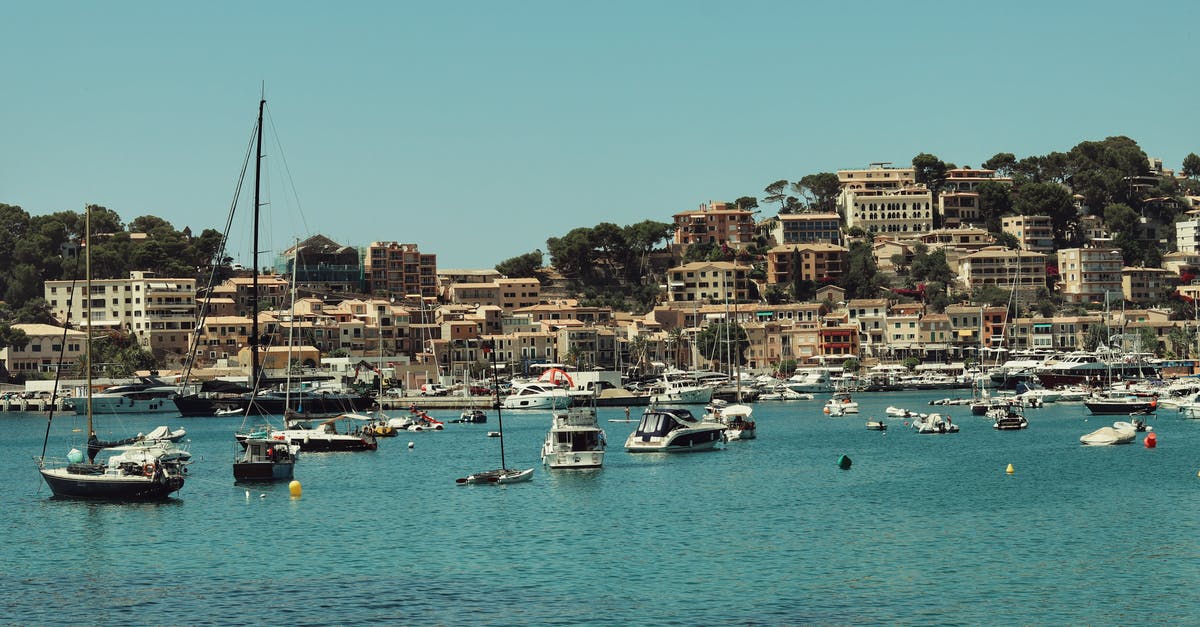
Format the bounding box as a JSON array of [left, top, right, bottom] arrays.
[[84, 205, 93, 438], [250, 98, 264, 389]]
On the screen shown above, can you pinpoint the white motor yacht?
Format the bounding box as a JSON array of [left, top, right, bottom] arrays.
[[624, 407, 726, 452], [501, 382, 572, 410], [541, 407, 606, 469], [824, 392, 858, 415], [648, 373, 713, 405], [912, 413, 959, 434]]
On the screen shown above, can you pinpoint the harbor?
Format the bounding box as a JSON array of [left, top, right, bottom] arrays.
[[6, 391, 1200, 624]]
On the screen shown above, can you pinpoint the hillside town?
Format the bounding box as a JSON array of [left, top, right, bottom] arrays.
[[5, 149, 1200, 392]]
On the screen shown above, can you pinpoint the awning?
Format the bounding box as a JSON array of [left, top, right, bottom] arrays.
[[958, 329, 975, 337]]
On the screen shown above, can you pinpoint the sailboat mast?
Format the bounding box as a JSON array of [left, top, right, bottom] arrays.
[[489, 341, 506, 470], [250, 98, 264, 389], [84, 205, 93, 439]]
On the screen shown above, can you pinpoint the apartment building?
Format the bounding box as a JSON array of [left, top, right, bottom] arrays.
[[1123, 266, 1174, 304], [1001, 215, 1055, 253], [0, 324, 86, 374], [665, 261, 752, 303], [937, 167, 1012, 228], [1056, 247, 1122, 305], [765, 244, 847, 286], [364, 241, 438, 299], [672, 201, 756, 248], [959, 246, 1047, 300], [771, 212, 842, 245], [45, 271, 197, 358]]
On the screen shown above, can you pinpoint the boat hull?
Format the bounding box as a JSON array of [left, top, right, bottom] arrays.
[[542, 450, 605, 468], [76, 396, 177, 415], [624, 428, 725, 452], [173, 394, 375, 417], [39, 468, 183, 500], [233, 461, 296, 481]]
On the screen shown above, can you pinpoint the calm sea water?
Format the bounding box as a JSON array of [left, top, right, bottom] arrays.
[[3, 391, 1199, 626]]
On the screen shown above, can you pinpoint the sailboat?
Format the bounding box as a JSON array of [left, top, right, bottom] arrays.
[[36, 206, 191, 500], [457, 340, 533, 485]]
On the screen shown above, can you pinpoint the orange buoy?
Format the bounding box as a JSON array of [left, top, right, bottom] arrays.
[[1144, 432, 1157, 448]]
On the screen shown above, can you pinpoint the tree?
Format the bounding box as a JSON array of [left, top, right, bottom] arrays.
[[1065, 136, 1149, 210], [794, 173, 841, 213], [903, 356, 921, 372], [763, 180, 790, 215], [912, 153, 948, 197], [840, 241, 882, 299], [1183, 153, 1200, 179], [1014, 182, 1078, 246], [981, 152, 1016, 176], [994, 231, 1021, 250], [695, 322, 749, 368], [495, 250, 543, 278], [733, 196, 759, 211], [976, 180, 1014, 233]]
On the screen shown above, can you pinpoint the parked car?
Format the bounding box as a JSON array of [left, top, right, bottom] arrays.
[[384, 388, 405, 397], [419, 384, 450, 397], [469, 385, 492, 396]]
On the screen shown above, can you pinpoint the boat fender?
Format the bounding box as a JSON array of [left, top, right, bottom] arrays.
[[1144, 432, 1157, 448], [143, 463, 156, 477]]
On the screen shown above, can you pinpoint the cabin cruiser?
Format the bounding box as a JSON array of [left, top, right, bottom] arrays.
[[501, 382, 573, 410], [541, 407, 606, 468], [78, 377, 182, 414], [824, 392, 859, 415], [989, 406, 1029, 430], [624, 407, 726, 452], [234, 438, 299, 481], [265, 414, 378, 452], [703, 400, 755, 440]]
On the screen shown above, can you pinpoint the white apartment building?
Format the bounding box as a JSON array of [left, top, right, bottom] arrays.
[[1176, 218, 1200, 254], [45, 271, 197, 358]]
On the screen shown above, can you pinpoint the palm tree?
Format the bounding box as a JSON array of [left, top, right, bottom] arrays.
[[667, 328, 685, 369]]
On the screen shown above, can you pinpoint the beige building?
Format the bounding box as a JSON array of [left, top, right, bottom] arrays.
[[1001, 215, 1055, 253], [1123, 266, 1174, 304], [917, 226, 995, 251], [0, 323, 86, 375], [837, 164, 934, 235], [937, 167, 1013, 228], [672, 201, 756, 248], [665, 261, 752, 303], [446, 277, 540, 311], [1056, 247, 1122, 305], [45, 271, 197, 359], [959, 246, 1047, 299]]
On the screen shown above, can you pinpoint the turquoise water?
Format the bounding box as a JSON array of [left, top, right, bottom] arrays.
[[4, 392, 1199, 625]]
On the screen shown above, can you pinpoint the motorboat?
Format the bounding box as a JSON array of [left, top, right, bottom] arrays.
[[865, 418, 888, 431], [541, 407, 606, 469], [624, 407, 726, 453], [173, 382, 376, 417], [704, 401, 755, 440], [38, 439, 191, 500], [233, 438, 298, 481], [141, 425, 187, 443], [451, 409, 488, 423], [501, 382, 572, 410], [784, 368, 837, 393], [78, 376, 182, 414], [387, 408, 445, 431], [1080, 424, 1136, 446], [824, 392, 858, 415], [912, 413, 959, 434], [267, 414, 378, 452], [989, 406, 1029, 430]]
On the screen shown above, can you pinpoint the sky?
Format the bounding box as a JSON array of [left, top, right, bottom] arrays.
[[3, 0, 1198, 270]]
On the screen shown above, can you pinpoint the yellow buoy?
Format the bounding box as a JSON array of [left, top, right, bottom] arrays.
[[1006, 463, 1015, 475], [289, 480, 302, 498]]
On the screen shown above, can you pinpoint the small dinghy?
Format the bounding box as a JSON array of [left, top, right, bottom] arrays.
[[1080, 424, 1136, 446]]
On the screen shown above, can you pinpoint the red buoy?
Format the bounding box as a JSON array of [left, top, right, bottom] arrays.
[[1144, 432, 1157, 448]]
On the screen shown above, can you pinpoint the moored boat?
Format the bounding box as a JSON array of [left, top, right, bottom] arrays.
[[624, 407, 726, 453], [541, 406, 606, 469]]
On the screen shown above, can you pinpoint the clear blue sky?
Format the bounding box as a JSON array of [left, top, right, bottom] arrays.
[[3, 1, 1197, 269]]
